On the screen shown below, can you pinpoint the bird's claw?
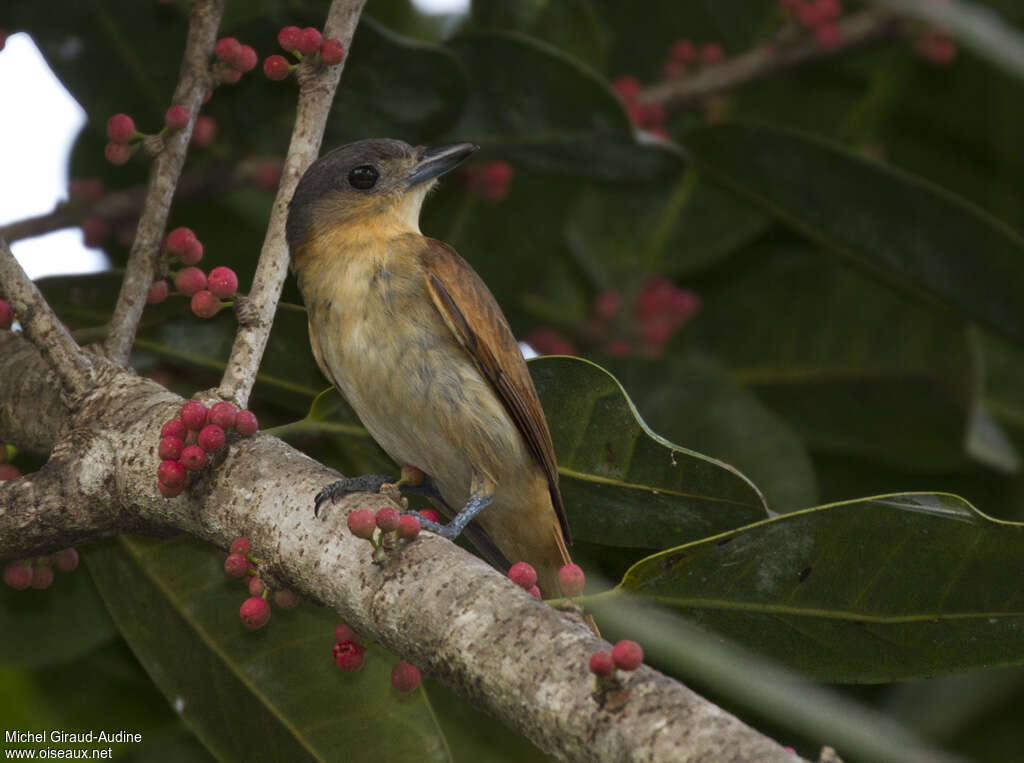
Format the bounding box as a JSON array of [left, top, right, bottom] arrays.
[[314, 474, 394, 517]]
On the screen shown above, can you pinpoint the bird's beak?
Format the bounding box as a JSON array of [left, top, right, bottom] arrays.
[[406, 143, 479, 188]]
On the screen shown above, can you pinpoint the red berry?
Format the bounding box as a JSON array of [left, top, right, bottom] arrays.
[[240, 596, 271, 629], [234, 44, 258, 73], [277, 25, 302, 52], [209, 401, 238, 430], [164, 105, 190, 131], [375, 507, 400, 532], [224, 552, 249, 578], [80, 217, 110, 247], [180, 401, 209, 430], [611, 75, 641, 103], [594, 290, 621, 319], [235, 410, 259, 436], [219, 67, 242, 86], [250, 160, 283, 191], [54, 548, 79, 573], [207, 266, 239, 299], [191, 290, 221, 319], [700, 42, 725, 66], [816, 0, 843, 21], [191, 115, 217, 147], [396, 514, 421, 540], [248, 576, 265, 596], [69, 178, 105, 201], [197, 424, 225, 453], [0, 464, 20, 480], [296, 27, 322, 56], [526, 328, 577, 357], [391, 661, 422, 692], [334, 623, 359, 643], [669, 39, 697, 64], [320, 38, 345, 65], [174, 266, 207, 297], [557, 563, 585, 597], [166, 226, 196, 255], [104, 142, 133, 165], [180, 444, 207, 471], [147, 280, 169, 304], [273, 589, 299, 608], [158, 480, 183, 498], [419, 509, 440, 523], [332, 640, 365, 672], [527, 584, 542, 599], [508, 561, 537, 590], [400, 465, 426, 486], [214, 37, 242, 64], [642, 316, 674, 350], [180, 239, 204, 266], [589, 651, 615, 676], [157, 459, 187, 487], [106, 113, 136, 143], [0, 299, 12, 328], [158, 435, 184, 461], [229, 537, 251, 555], [30, 565, 55, 590], [161, 418, 187, 440], [611, 639, 643, 671], [263, 54, 291, 81], [3, 561, 33, 590], [814, 21, 842, 49], [347, 508, 377, 540]]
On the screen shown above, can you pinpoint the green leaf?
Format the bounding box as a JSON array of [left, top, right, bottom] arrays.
[[619, 492, 1024, 682], [86, 535, 453, 761], [529, 356, 768, 548], [683, 122, 1024, 346]]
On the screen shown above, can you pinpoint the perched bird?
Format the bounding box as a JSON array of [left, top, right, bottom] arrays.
[[286, 139, 575, 597]]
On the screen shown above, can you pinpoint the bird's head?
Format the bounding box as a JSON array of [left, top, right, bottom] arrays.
[[286, 138, 478, 258]]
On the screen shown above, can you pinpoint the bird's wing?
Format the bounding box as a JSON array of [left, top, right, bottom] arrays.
[[421, 238, 570, 543]]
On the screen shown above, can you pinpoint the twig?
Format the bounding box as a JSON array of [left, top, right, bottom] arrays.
[[639, 9, 903, 109], [217, 0, 368, 408], [103, 0, 225, 365], [0, 237, 94, 396]]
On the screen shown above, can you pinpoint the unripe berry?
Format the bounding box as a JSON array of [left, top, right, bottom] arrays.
[[527, 584, 542, 599], [508, 561, 537, 590], [375, 507, 400, 532], [3, 561, 33, 590], [54, 548, 79, 573], [240, 596, 271, 629], [0, 298, 14, 328], [296, 27, 323, 56], [174, 266, 207, 297], [30, 564, 54, 590], [334, 623, 359, 643], [277, 26, 302, 52], [557, 563, 586, 597], [248, 576, 265, 596], [396, 514, 421, 540], [391, 661, 422, 693], [589, 651, 615, 676], [214, 37, 242, 65], [263, 55, 291, 81], [158, 435, 184, 461], [400, 464, 426, 486], [80, 217, 110, 247], [274, 589, 299, 608], [191, 115, 217, 147], [347, 508, 376, 540], [320, 38, 345, 65], [234, 45, 258, 73], [105, 142, 133, 165], [229, 537, 251, 555], [224, 552, 249, 578], [158, 480, 184, 498], [191, 290, 221, 319], [0, 464, 20, 481], [164, 105, 190, 131], [158, 459, 187, 488], [147, 280, 169, 304], [611, 639, 643, 671], [235, 410, 259, 436], [180, 401, 209, 430], [106, 113, 136, 143], [180, 445, 207, 471], [198, 424, 225, 453], [332, 640, 365, 672], [161, 418, 187, 440], [207, 266, 239, 298], [419, 509, 440, 523]]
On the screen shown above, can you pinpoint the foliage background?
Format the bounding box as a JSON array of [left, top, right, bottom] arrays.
[[3, 0, 1024, 760]]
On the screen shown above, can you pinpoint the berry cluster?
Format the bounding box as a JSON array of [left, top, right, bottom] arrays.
[[329, 623, 422, 691], [264, 26, 346, 81], [611, 75, 667, 137], [589, 640, 644, 684], [778, 0, 844, 49], [660, 38, 725, 80], [461, 161, 515, 202], [156, 400, 258, 498], [224, 537, 300, 630], [145, 227, 240, 319], [3, 549, 79, 591], [213, 36, 258, 85], [347, 507, 423, 548]]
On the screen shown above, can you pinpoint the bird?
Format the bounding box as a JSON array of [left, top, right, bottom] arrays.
[[285, 138, 577, 598]]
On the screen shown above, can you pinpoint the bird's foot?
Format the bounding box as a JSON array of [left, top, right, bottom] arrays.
[[403, 493, 492, 540], [314, 474, 393, 517]]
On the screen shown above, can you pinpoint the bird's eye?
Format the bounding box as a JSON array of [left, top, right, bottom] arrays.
[[348, 165, 379, 190]]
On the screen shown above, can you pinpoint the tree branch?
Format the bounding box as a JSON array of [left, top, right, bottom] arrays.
[[103, 0, 225, 365], [217, 0, 367, 408], [639, 9, 904, 110]]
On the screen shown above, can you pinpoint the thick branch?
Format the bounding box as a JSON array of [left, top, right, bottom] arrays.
[[639, 10, 903, 109], [217, 0, 367, 408], [0, 238, 94, 396], [103, 0, 225, 365]]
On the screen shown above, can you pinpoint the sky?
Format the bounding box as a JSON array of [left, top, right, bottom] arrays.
[[0, 0, 469, 280]]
